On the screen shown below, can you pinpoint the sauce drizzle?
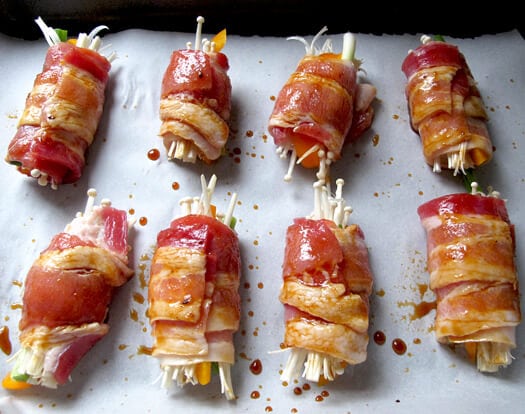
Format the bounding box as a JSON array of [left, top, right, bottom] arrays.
[[0, 326, 12, 355], [249, 359, 263, 375]]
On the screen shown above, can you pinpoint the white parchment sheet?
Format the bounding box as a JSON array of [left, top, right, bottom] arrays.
[[0, 28, 524, 413]]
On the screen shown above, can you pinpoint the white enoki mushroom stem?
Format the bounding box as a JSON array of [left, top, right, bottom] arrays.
[[223, 192, 238, 229], [179, 196, 193, 216], [167, 140, 176, 159], [84, 188, 97, 215], [476, 342, 514, 373], [34, 16, 114, 61], [287, 26, 358, 68], [276, 144, 291, 158], [202, 39, 217, 54], [29, 168, 58, 189], [280, 348, 307, 382], [432, 159, 442, 173], [421, 34, 433, 45], [279, 144, 333, 183], [470, 181, 480, 195], [448, 142, 469, 176], [469, 181, 501, 199], [160, 362, 235, 400], [186, 16, 209, 51], [283, 148, 298, 182], [280, 348, 346, 383], [218, 363, 236, 400], [288, 26, 329, 56], [168, 139, 198, 163], [199, 173, 216, 216], [315, 150, 333, 184], [194, 16, 205, 51], [310, 178, 352, 226], [433, 142, 475, 176], [177, 174, 237, 227]]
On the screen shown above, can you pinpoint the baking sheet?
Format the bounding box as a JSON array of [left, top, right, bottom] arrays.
[[0, 27, 524, 414]]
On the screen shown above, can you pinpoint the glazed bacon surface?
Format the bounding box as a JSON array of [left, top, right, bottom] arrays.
[[279, 179, 374, 383], [159, 17, 232, 163], [5, 18, 113, 188], [402, 36, 492, 175], [9, 190, 133, 388], [148, 175, 240, 400], [268, 29, 376, 181], [418, 192, 521, 372]]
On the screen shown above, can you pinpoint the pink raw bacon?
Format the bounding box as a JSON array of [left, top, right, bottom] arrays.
[[6, 189, 133, 389], [147, 174, 240, 400], [417, 189, 521, 372], [159, 16, 232, 164], [268, 27, 376, 182], [401, 35, 492, 175], [279, 179, 374, 384], [5, 17, 114, 189]]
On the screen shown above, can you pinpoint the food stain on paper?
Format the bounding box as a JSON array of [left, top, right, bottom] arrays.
[[249, 359, 263, 375], [0, 326, 12, 355], [147, 148, 160, 161], [392, 338, 407, 355]]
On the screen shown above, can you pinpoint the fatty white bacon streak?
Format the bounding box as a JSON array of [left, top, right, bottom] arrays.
[[405, 66, 488, 128], [420, 206, 520, 371], [159, 98, 228, 162], [20, 65, 106, 150], [283, 318, 369, 365], [280, 218, 373, 378], [149, 246, 239, 365], [149, 246, 211, 357], [424, 215, 517, 289], [36, 245, 131, 287]]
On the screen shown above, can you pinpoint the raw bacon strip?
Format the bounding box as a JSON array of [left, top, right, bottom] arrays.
[[7, 189, 134, 388], [279, 179, 374, 383], [159, 16, 232, 164], [417, 188, 521, 372], [5, 17, 114, 189], [268, 27, 376, 182], [402, 35, 492, 175], [148, 174, 240, 400]]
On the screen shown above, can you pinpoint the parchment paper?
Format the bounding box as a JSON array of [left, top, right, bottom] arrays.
[[0, 27, 524, 414]]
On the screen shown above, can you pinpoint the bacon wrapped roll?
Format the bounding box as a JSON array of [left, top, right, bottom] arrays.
[[279, 179, 374, 383], [159, 16, 232, 164], [5, 17, 114, 189], [5, 189, 134, 389], [148, 175, 240, 400], [417, 188, 521, 372], [268, 28, 376, 181], [402, 35, 492, 175]]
